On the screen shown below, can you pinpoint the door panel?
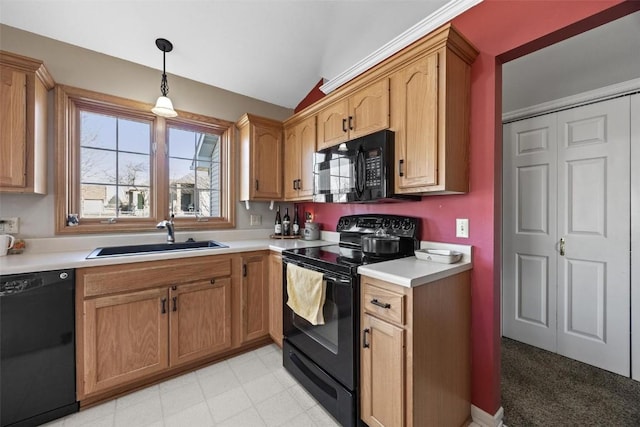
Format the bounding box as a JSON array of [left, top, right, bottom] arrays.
[[505, 96, 631, 375], [556, 97, 630, 376], [503, 114, 558, 352]]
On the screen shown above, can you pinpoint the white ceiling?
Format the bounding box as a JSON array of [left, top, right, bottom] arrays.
[[503, 11, 640, 113], [0, 0, 457, 108]]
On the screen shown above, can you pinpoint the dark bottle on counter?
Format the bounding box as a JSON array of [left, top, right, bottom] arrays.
[[282, 207, 291, 236], [292, 206, 300, 236], [274, 206, 282, 236]]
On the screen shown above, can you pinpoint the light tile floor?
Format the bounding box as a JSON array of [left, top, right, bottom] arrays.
[[43, 344, 341, 427]]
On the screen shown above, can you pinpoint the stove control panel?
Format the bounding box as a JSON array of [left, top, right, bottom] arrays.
[[337, 214, 419, 238]]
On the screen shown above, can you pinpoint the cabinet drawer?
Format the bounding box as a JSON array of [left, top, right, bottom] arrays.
[[363, 284, 405, 326]]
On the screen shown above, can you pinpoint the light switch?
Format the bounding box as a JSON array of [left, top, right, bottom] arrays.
[[250, 214, 262, 226], [0, 217, 19, 234]]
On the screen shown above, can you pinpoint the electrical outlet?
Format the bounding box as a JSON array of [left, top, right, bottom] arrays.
[[456, 218, 469, 238], [250, 214, 262, 226], [0, 217, 19, 234]]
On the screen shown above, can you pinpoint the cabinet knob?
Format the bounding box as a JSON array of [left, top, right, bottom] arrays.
[[210, 278, 216, 285]]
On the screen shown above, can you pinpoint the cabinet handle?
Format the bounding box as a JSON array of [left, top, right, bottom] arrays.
[[348, 116, 353, 130], [210, 278, 216, 285], [398, 159, 404, 177], [363, 328, 370, 348], [342, 118, 347, 133], [255, 180, 259, 191], [371, 299, 391, 309], [293, 179, 298, 190], [560, 238, 565, 256], [243, 264, 247, 277], [172, 296, 177, 312], [161, 298, 167, 314]]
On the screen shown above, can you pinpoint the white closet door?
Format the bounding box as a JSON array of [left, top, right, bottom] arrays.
[[556, 97, 630, 376], [631, 93, 639, 382], [502, 114, 558, 352]]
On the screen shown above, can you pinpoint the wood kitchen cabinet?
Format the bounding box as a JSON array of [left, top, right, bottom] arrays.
[[0, 51, 54, 194], [237, 113, 283, 201], [76, 254, 236, 401], [283, 115, 315, 200], [241, 251, 270, 343], [268, 252, 283, 347], [360, 272, 471, 427], [390, 28, 478, 194], [317, 78, 389, 150]]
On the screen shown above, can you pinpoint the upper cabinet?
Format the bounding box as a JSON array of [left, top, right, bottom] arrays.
[[237, 113, 283, 201], [283, 115, 315, 200], [317, 79, 389, 150], [391, 39, 476, 194], [285, 24, 478, 196], [0, 51, 54, 194]]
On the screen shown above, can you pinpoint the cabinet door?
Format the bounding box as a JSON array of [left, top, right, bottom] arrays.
[[349, 78, 390, 140], [242, 253, 269, 342], [297, 116, 316, 198], [268, 253, 283, 347], [317, 99, 349, 150], [284, 125, 300, 200], [361, 313, 405, 427], [253, 123, 283, 199], [392, 52, 439, 192], [169, 278, 233, 367], [0, 66, 27, 188], [83, 287, 169, 396]]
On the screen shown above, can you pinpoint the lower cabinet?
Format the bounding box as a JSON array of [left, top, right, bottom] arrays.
[[169, 278, 232, 367], [82, 287, 169, 395], [360, 272, 471, 427], [77, 253, 266, 402], [268, 252, 283, 347], [241, 252, 269, 343]]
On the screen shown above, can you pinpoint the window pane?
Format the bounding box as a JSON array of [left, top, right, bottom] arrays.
[[168, 126, 222, 219], [117, 186, 150, 217], [169, 127, 197, 159], [80, 111, 116, 149], [118, 119, 151, 154], [81, 148, 116, 184], [81, 184, 117, 218], [118, 152, 150, 186]]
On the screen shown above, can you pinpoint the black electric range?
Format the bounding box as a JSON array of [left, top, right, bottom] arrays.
[[281, 214, 419, 427]]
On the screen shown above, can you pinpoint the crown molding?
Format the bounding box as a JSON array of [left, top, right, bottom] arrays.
[[502, 77, 640, 123], [319, 0, 482, 95]]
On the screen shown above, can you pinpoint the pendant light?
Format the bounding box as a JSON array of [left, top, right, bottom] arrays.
[[151, 38, 178, 118]]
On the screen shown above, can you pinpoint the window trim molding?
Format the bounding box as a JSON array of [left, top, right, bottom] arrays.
[[54, 84, 236, 234]]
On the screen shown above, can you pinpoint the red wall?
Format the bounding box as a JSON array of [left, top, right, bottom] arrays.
[[297, 0, 636, 416]]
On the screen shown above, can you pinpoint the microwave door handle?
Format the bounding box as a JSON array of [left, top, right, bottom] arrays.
[[355, 149, 365, 199]]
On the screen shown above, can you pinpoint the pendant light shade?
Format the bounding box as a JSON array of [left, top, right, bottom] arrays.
[[151, 38, 178, 118]]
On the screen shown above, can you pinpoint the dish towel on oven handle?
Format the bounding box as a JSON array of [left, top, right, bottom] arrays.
[[286, 264, 327, 325]]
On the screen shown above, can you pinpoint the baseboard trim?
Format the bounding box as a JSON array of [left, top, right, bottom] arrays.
[[470, 405, 504, 427]]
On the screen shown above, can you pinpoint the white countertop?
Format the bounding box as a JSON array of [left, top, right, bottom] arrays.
[[357, 242, 472, 287], [0, 233, 472, 287], [0, 237, 332, 275]]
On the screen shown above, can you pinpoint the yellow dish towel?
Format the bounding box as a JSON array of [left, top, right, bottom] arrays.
[[286, 264, 326, 325]]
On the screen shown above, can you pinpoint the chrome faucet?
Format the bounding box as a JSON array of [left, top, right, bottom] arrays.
[[156, 214, 175, 243]]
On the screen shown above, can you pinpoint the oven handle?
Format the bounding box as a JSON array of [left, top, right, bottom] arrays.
[[283, 259, 352, 286]]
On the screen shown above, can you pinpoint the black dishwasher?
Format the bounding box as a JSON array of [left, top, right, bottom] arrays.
[[1, 269, 79, 427]]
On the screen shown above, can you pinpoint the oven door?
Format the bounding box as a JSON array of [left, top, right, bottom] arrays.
[[282, 259, 356, 390]]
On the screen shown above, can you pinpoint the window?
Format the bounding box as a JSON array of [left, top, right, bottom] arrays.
[[55, 85, 236, 234]]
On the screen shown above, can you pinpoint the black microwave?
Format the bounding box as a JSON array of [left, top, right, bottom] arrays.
[[312, 130, 419, 203]]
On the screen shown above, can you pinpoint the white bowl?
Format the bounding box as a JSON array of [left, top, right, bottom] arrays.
[[414, 249, 463, 264]]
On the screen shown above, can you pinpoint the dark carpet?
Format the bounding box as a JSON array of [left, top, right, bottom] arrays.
[[501, 337, 640, 426]]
